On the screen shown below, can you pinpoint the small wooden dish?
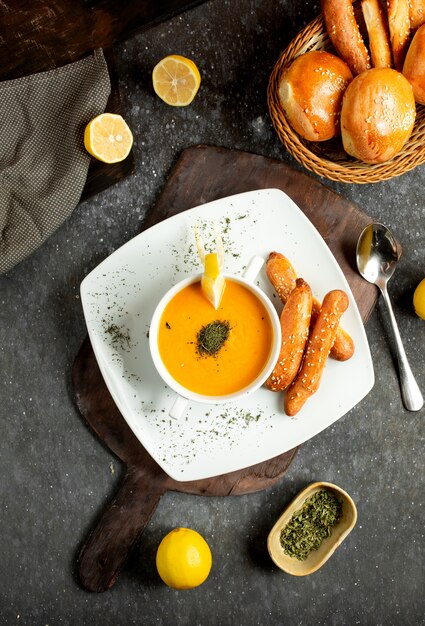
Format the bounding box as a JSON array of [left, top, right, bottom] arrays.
[[267, 482, 357, 576], [267, 1, 425, 183]]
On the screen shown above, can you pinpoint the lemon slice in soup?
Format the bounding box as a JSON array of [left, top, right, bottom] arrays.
[[195, 224, 226, 309], [202, 253, 225, 309]]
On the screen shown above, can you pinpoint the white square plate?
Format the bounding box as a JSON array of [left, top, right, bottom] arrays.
[[81, 189, 374, 481]]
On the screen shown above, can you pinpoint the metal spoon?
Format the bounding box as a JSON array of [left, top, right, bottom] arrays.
[[356, 223, 423, 412]]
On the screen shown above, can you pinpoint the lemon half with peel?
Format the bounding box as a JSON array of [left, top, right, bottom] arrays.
[[152, 55, 201, 106], [84, 113, 133, 163], [195, 224, 226, 309], [156, 527, 212, 589]]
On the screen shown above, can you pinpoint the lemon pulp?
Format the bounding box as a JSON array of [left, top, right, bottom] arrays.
[[201, 253, 226, 309], [152, 55, 201, 106], [84, 113, 133, 163], [195, 224, 226, 309]]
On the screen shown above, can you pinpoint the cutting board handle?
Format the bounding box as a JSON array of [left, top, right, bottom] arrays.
[[77, 469, 166, 592]]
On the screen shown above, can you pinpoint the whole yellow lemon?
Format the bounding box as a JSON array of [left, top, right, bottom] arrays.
[[156, 527, 212, 589], [413, 278, 425, 320]]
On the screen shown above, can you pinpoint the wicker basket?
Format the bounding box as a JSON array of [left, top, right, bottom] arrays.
[[267, 8, 425, 184]]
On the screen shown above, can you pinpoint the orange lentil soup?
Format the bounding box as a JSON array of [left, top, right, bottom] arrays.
[[157, 279, 274, 396]]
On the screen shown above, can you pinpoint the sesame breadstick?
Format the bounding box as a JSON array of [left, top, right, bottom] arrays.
[[387, 0, 411, 70], [321, 0, 371, 75], [266, 253, 354, 361], [309, 303, 354, 361], [284, 289, 349, 416], [265, 251, 297, 303], [361, 0, 393, 68], [265, 278, 312, 392]]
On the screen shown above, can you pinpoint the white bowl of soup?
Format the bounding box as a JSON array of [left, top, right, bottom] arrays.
[[149, 260, 281, 418]]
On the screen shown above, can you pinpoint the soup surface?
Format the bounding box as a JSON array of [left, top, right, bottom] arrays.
[[157, 279, 274, 396]]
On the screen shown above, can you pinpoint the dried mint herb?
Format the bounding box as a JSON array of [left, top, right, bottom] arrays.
[[280, 489, 343, 560], [196, 320, 230, 356], [104, 322, 131, 350]]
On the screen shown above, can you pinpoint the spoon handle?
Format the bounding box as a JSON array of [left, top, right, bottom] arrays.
[[381, 287, 424, 411]]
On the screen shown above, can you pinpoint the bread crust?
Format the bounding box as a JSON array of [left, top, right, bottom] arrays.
[[265, 252, 297, 303], [284, 289, 349, 416], [361, 0, 393, 67], [409, 0, 425, 31], [266, 252, 354, 362], [403, 23, 425, 103], [387, 0, 411, 70], [265, 278, 312, 392], [321, 0, 371, 74], [309, 301, 355, 361]]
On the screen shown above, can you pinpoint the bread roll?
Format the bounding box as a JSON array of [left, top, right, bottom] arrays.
[[341, 68, 416, 163], [278, 50, 353, 142], [403, 23, 425, 103]]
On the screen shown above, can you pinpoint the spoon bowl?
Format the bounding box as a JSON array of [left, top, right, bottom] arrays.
[[356, 223, 400, 288], [356, 223, 423, 412]]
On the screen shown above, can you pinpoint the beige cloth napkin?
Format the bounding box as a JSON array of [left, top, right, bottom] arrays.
[[0, 49, 111, 274]]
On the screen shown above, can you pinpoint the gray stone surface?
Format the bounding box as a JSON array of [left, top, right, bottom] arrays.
[[0, 0, 424, 624]]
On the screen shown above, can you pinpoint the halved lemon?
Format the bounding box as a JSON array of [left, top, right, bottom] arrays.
[[152, 55, 201, 106], [84, 113, 133, 163]]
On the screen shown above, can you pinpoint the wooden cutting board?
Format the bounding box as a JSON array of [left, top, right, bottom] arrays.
[[0, 1, 209, 82], [73, 145, 378, 593]]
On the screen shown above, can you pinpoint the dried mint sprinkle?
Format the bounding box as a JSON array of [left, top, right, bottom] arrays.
[[196, 320, 231, 356], [280, 489, 343, 560], [104, 322, 131, 350]]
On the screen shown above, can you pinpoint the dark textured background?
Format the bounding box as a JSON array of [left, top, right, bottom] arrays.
[[1, 0, 424, 624]]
